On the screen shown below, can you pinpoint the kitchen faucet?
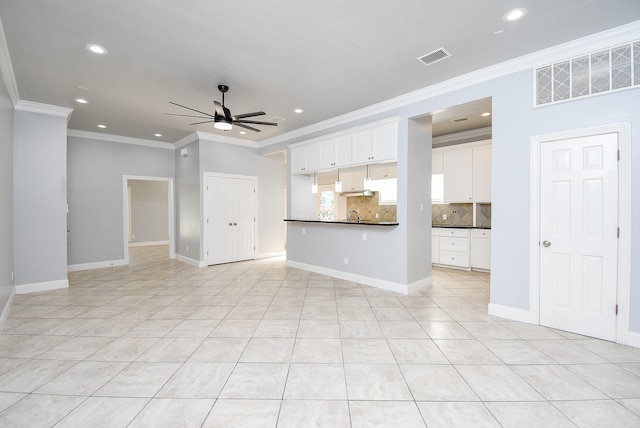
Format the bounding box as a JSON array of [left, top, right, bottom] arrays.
[[347, 210, 360, 223]]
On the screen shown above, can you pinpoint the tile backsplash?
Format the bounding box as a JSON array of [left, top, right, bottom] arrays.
[[431, 203, 473, 226], [346, 193, 397, 222], [476, 203, 492, 228]]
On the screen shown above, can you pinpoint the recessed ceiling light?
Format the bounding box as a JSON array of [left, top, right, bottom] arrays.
[[481, 112, 491, 117], [154, 133, 162, 137], [503, 8, 527, 22], [97, 124, 107, 129], [294, 108, 304, 114], [239, 131, 247, 135], [74, 98, 88, 104], [86, 44, 107, 55]]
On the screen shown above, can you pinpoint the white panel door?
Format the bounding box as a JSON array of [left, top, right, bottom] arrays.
[[206, 176, 234, 265], [539, 133, 618, 341], [232, 178, 256, 262], [205, 175, 256, 265], [443, 147, 473, 202]]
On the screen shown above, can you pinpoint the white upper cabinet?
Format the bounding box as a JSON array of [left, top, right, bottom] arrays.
[[443, 146, 473, 202], [472, 145, 492, 202], [370, 164, 397, 179], [432, 151, 443, 174], [351, 121, 397, 164], [318, 135, 352, 169], [291, 144, 318, 174]]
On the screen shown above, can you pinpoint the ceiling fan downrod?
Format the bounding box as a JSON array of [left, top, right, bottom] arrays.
[[217, 84, 229, 106]]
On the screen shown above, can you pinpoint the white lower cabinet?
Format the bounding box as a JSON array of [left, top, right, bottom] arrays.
[[470, 229, 491, 270], [432, 227, 491, 271]]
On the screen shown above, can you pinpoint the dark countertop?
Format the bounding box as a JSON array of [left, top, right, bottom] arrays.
[[432, 224, 491, 229], [284, 219, 399, 226]]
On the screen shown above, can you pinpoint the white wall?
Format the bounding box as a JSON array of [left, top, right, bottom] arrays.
[[13, 108, 69, 288], [67, 136, 174, 266], [129, 180, 169, 244], [0, 53, 13, 320]]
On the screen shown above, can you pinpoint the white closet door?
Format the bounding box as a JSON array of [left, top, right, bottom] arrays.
[[539, 133, 618, 341], [206, 175, 234, 265], [232, 178, 256, 262]]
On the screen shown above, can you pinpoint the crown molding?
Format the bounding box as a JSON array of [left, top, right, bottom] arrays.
[[15, 100, 73, 120], [67, 129, 174, 149], [432, 126, 492, 146], [259, 20, 640, 148], [0, 16, 19, 106], [174, 132, 199, 149]]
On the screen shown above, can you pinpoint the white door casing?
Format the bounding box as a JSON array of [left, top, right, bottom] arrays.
[[529, 123, 631, 346], [539, 133, 618, 341]]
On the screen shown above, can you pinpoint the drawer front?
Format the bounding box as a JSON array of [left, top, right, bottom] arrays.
[[471, 229, 491, 239], [438, 228, 470, 238], [439, 236, 469, 253], [439, 251, 470, 268]]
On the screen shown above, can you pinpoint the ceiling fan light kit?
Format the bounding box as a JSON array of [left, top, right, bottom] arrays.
[[166, 85, 278, 132]]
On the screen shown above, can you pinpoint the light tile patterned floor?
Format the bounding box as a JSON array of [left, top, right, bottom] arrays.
[[1, 245, 640, 427]]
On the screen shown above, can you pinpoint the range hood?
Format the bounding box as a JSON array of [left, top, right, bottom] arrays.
[[340, 189, 375, 197]]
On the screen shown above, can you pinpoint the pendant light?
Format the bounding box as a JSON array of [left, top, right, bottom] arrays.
[[311, 171, 318, 194], [335, 168, 342, 192], [363, 165, 373, 191]]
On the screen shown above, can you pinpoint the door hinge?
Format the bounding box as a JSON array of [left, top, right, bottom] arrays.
[[617, 227, 620, 238], [617, 150, 620, 161], [207, 185, 209, 191], [616, 304, 619, 315]]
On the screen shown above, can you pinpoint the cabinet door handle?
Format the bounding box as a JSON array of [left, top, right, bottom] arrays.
[[229, 223, 233, 226], [233, 222, 237, 226]]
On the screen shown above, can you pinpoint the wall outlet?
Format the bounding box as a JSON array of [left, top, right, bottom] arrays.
[[302, 228, 306, 235], [375, 213, 379, 219], [362, 233, 367, 241], [186, 244, 189, 252], [442, 214, 447, 220], [344, 257, 349, 265]]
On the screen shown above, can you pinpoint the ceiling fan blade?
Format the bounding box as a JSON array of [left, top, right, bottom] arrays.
[[235, 119, 278, 126], [189, 120, 216, 125], [234, 122, 261, 132], [233, 111, 266, 119], [169, 102, 215, 118], [163, 112, 214, 119], [213, 100, 226, 117]]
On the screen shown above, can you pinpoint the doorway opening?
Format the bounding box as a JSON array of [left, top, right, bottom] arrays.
[[122, 175, 175, 263]]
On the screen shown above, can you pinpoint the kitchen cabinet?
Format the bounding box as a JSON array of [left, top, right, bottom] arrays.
[[470, 229, 491, 270], [431, 230, 439, 263], [433, 228, 471, 269], [378, 178, 397, 205], [432, 151, 443, 175], [318, 135, 351, 169], [291, 144, 318, 174], [443, 147, 473, 202], [340, 170, 366, 192], [351, 121, 397, 164], [472, 145, 492, 202], [370, 164, 397, 179]]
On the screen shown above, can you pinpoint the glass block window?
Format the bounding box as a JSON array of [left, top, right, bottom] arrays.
[[535, 40, 640, 106]]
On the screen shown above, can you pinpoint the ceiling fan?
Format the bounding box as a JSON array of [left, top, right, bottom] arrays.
[[166, 85, 278, 132]]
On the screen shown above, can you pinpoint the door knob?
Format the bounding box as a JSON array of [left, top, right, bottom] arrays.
[[543, 240, 551, 247]]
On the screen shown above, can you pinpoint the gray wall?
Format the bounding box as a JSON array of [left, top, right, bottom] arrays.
[[129, 180, 169, 244], [175, 140, 201, 261], [197, 137, 286, 260], [0, 60, 13, 312], [265, 69, 640, 333], [13, 109, 69, 286], [67, 137, 174, 265]]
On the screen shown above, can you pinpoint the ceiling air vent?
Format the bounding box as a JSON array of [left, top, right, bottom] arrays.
[[417, 47, 451, 67], [267, 116, 286, 123], [452, 117, 468, 123]]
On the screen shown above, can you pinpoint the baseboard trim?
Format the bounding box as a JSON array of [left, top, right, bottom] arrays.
[[488, 303, 533, 323], [627, 332, 640, 349], [257, 251, 286, 260], [286, 260, 427, 295], [0, 288, 16, 332], [68, 259, 128, 272], [176, 254, 204, 268], [128, 240, 170, 248], [407, 276, 433, 294], [15, 279, 69, 295]]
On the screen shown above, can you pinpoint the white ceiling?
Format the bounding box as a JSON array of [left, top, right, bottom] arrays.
[[1, 1, 639, 144]]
